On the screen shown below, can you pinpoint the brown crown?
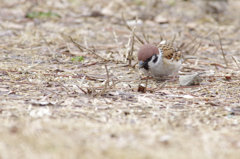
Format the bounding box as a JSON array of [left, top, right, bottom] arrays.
[[138, 44, 159, 62]]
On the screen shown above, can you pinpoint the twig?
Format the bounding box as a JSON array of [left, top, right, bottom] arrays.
[[129, 26, 135, 66], [170, 34, 176, 47], [186, 27, 217, 56], [113, 29, 123, 61], [133, 61, 138, 68], [191, 41, 202, 55], [203, 27, 219, 38], [217, 33, 228, 68], [144, 72, 150, 93], [69, 36, 106, 61], [160, 34, 164, 43], [41, 34, 52, 54], [232, 56, 240, 69], [181, 38, 196, 50], [142, 27, 149, 44], [142, 32, 149, 44], [104, 65, 110, 87], [151, 80, 168, 92], [56, 80, 70, 95], [98, 65, 110, 96], [68, 36, 83, 52], [76, 85, 87, 94], [78, 62, 98, 68], [121, 13, 144, 45], [158, 81, 168, 89]]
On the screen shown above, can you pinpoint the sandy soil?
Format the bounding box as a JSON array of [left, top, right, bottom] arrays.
[[0, 0, 240, 158]]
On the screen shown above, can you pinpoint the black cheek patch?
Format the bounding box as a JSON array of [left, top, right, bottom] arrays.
[[143, 64, 149, 70], [153, 54, 158, 63], [142, 56, 153, 70]]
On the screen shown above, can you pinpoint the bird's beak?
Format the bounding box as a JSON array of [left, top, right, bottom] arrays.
[[139, 61, 144, 69]]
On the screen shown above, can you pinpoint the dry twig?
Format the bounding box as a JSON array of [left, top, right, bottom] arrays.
[[105, 65, 110, 87], [170, 34, 176, 47], [232, 56, 240, 69], [121, 13, 144, 45], [128, 26, 135, 66], [217, 33, 229, 68], [76, 85, 87, 94], [69, 36, 107, 61]]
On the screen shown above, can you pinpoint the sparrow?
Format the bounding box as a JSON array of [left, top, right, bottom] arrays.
[[138, 43, 182, 80]]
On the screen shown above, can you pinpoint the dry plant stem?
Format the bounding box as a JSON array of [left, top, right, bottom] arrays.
[[232, 56, 240, 69], [69, 36, 106, 61], [188, 27, 217, 55], [217, 33, 229, 68], [113, 30, 123, 61], [191, 41, 202, 55], [144, 72, 150, 93], [141, 27, 149, 44], [5, 69, 14, 81], [129, 26, 135, 66], [203, 27, 219, 38], [99, 81, 108, 96], [170, 34, 176, 47], [152, 81, 168, 91], [41, 34, 52, 54], [79, 62, 98, 68], [133, 61, 138, 68], [121, 13, 144, 45], [142, 33, 148, 44], [98, 65, 110, 96], [105, 65, 110, 87], [76, 85, 87, 94], [181, 38, 196, 50], [56, 80, 70, 95], [160, 34, 164, 42], [68, 36, 83, 52]]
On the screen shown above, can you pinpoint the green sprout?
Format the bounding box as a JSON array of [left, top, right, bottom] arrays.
[[71, 56, 84, 62], [26, 11, 60, 19]]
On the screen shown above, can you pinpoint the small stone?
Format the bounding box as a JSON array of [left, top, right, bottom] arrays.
[[154, 14, 168, 24], [179, 73, 203, 86], [186, 22, 197, 30]]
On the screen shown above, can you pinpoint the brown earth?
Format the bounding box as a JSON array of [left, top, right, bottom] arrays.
[[0, 0, 240, 158]]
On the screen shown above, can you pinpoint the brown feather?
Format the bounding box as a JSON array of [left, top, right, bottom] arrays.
[[158, 44, 181, 61]]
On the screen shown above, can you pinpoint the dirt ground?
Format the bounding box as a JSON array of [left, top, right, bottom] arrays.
[[0, 0, 240, 158]]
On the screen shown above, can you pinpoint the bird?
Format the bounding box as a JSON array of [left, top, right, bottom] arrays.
[[138, 43, 182, 80]]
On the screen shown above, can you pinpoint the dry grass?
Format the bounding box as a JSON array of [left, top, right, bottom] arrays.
[[1, 0, 240, 158]]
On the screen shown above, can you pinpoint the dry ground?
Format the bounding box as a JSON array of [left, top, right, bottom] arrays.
[[0, 0, 240, 158]]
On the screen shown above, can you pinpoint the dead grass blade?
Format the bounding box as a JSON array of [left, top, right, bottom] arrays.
[[41, 34, 53, 54], [232, 56, 240, 69], [98, 65, 110, 96], [216, 33, 229, 68], [170, 34, 176, 47], [76, 85, 87, 94], [141, 27, 149, 44], [121, 13, 144, 45], [69, 36, 107, 61], [113, 29, 123, 61], [203, 27, 219, 38], [128, 26, 135, 66], [191, 41, 202, 55]]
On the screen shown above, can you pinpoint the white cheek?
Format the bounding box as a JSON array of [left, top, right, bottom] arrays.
[[148, 60, 158, 68], [148, 51, 162, 69]]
